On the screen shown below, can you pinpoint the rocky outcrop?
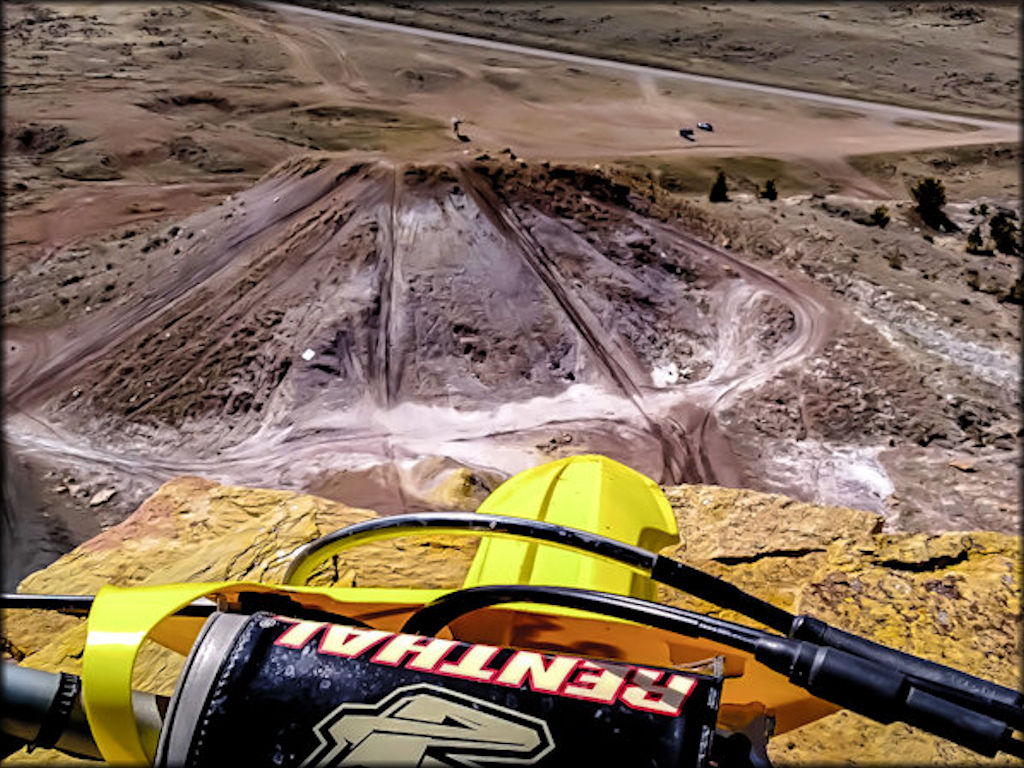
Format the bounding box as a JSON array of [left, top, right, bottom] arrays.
[[3, 479, 1019, 765], [661, 485, 1020, 765]]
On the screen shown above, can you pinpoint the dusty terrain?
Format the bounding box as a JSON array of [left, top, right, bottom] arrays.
[[300, 1, 1021, 120], [2, 0, 1020, 597]]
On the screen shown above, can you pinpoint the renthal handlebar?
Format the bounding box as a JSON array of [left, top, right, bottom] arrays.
[[285, 512, 1023, 731], [0, 661, 163, 761], [4, 584, 1022, 762]]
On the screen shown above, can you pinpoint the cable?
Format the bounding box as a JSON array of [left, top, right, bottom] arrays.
[[402, 585, 1017, 759], [402, 583, 764, 651], [0, 593, 371, 629], [282, 511, 656, 585], [0, 593, 214, 618]]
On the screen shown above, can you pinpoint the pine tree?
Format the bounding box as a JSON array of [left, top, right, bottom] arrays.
[[911, 178, 956, 231], [709, 171, 729, 203], [761, 179, 778, 201]]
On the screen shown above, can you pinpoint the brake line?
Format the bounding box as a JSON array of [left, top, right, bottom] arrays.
[[402, 584, 1023, 760]]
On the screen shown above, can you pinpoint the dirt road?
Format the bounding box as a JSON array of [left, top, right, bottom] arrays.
[[258, 0, 1015, 132]]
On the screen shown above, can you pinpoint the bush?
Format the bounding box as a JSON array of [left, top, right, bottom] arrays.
[[1002, 277, 1023, 305], [885, 251, 904, 269], [709, 171, 729, 203], [990, 211, 1020, 256], [911, 177, 958, 232], [912, 177, 946, 213], [965, 226, 985, 254], [760, 179, 778, 201], [870, 205, 890, 228]]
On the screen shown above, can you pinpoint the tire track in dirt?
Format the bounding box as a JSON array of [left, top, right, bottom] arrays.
[[122, 184, 375, 426], [377, 165, 412, 512], [457, 164, 697, 483], [207, 4, 371, 101], [378, 166, 401, 407], [648, 224, 835, 483], [4, 163, 349, 408]]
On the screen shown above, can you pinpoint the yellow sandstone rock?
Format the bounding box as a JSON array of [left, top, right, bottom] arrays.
[[3, 479, 1018, 765]]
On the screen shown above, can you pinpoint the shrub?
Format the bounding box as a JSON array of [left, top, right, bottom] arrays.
[[885, 251, 904, 269], [911, 177, 958, 232], [1002, 277, 1023, 305], [966, 226, 985, 254], [870, 205, 890, 228], [912, 177, 946, 213], [760, 179, 778, 201], [990, 211, 1020, 256], [709, 171, 729, 203]]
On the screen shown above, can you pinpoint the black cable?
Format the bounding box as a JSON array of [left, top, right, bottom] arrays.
[[283, 512, 657, 584], [402, 585, 1016, 759], [402, 583, 764, 651], [0, 593, 371, 628], [0, 593, 214, 617], [650, 557, 793, 633], [291, 513, 1022, 728]]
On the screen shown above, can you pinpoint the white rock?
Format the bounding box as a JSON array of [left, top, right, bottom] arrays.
[[89, 488, 118, 506]]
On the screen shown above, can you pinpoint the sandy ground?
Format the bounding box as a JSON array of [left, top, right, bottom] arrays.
[[304, 1, 1021, 120], [2, 1, 1019, 588]]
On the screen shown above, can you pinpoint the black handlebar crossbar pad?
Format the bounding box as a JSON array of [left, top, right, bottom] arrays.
[[158, 612, 722, 768]]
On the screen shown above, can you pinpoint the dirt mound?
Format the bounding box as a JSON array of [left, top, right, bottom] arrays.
[[11, 156, 797, 446], [166, 135, 246, 174], [394, 65, 464, 92], [54, 146, 123, 181], [139, 90, 234, 113], [4, 155, 827, 552]]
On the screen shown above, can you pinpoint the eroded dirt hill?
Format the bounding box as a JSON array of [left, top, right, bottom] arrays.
[[3, 477, 1019, 766], [4, 154, 1018, 593], [3, 155, 828, 524]]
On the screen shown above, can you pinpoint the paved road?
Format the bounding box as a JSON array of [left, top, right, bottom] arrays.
[[254, 0, 1017, 132]]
